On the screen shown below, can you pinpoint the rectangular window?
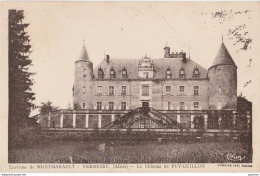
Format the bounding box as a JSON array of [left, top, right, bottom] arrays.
[[109, 86, 114, 96], [180, 102, 185, 110], [217, 68, 221, 76], [97, 102, 102, 110], [166, 86, 171, 93], [179, 86, 185, 93], [142, 85, 149, 96], [121, 102, 126, 110], [121, 86, 126, 95], [194, 86, 199, 96], [109, 102, 114, 110], [82, 102, 86, 109], [83, 69, 87, 77], [97, 86, 102, 95], [193, 102, 199, 110], [168, 102, 171, 110]]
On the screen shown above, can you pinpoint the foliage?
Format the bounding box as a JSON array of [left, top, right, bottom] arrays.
[[39, 100, 60, 114], [67, 102, 73, 110], [8, 9, 36, 148], [237, 96, 252, 113]]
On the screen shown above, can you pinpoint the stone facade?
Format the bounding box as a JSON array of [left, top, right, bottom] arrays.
[[73, 42, 237, 112], [38, 41, 242, 130]]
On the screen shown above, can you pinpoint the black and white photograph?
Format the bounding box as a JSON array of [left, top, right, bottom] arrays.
[[1, 1, 260, 173]]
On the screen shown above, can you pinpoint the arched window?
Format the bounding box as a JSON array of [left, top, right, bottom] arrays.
[[217, 86, 222, 93], [193, 67, 200, 78], [166, 68, 171, 78], [122, 67, 127, 78], [110, 68, 116, 78], [179, 67, 185, 78], [98, 67, 104, 79]]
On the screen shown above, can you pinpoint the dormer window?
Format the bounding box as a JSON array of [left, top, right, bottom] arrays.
[[179, 67, 185, 78], [122, 67, 127, 78], [98, 67, 104, 79], [110, 68, 115, 78], [193, 67, 200, 78], [166, 68, 171, 79]]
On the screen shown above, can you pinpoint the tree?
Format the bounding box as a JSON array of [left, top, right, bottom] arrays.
[[9, 10, 35, 138], [8, 9, 36, 149], [67, 102, 73, 110], [39, 101, 59, 114]]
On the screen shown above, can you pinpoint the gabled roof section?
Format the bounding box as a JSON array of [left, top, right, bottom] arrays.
[[211, 42, 236, 68], [77, 43, 90, 61], [93, 57, 208, 79]]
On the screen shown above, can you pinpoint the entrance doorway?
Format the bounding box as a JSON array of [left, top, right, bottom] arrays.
[[142, 102, 149, 108]]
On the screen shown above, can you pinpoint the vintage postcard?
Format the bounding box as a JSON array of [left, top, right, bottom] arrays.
[[0, 1, 260, 173]]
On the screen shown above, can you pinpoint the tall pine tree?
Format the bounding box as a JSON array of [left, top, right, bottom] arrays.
[[8, 10, 35, 142]]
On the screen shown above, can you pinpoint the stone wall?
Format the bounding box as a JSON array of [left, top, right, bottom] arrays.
[[208, 65, 237, 110]]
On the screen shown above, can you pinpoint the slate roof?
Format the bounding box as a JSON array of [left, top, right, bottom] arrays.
[[77, 43, 90, 61], [93, 57, 208, 79], [210, 42, 236, 68]]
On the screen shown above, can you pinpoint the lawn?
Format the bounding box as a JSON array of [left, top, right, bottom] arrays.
[[8, 140, 252, 163]]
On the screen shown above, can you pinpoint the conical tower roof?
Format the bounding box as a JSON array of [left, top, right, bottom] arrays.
[[210, 42, 236, 68], [77, 43, 90, 61]]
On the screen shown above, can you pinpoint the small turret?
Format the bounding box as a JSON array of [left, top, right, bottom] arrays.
[[208, 41, 237, 110], [73, 42, 93, 110]]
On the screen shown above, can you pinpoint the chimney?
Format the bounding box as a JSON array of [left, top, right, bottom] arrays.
[[181, 52, 187, 63], [164, 47, 171, 58], [106, 55, 110, 63]]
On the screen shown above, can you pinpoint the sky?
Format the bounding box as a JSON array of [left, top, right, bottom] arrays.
[[4, 2, 259, 109]]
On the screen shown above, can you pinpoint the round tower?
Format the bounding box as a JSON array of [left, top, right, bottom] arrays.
[[208, 42, 237, 110], [73, 43, 93, 110]]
